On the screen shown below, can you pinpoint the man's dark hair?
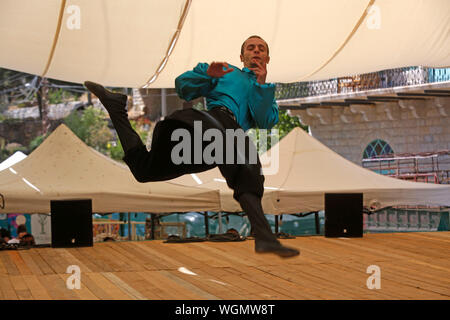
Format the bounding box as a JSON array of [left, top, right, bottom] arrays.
[[241, 35, 269, 55], [20, 233, 35, 246], [17, 224, 27, 234], [0, 228, 11, 239]]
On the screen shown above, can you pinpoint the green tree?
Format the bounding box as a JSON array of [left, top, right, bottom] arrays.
[[28, 133, 49, 152], [248, 109, 308, 153], [107, 120, 148, 161], [64, 106, 113, 154]]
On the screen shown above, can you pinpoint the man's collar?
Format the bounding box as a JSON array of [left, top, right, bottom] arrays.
[[242, 67, 256, 77]]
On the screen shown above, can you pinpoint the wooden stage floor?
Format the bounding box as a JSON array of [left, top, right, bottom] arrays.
[[0, 231, 449, 300]]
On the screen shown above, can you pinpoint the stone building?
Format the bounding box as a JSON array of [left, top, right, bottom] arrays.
[[277, 66, 450, 232], [277, 67, 450, 170]]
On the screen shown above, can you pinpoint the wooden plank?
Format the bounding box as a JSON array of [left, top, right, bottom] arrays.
[[88, 247, 123, 272], [18, 251, 44, 276], [195, 266, 292, 300], [136, 270, 205, 300], [58, 273, 99, 300], [228, 266, 319, 300], [101, 272, 148, 300], [95, 244, 144, 272], [132, 242, 186, 270], [159, 242, 234, 268], [370, 261, 450, 298], [256, 264, 356, 300], [21, 275, 52, 300], [0, 275, 18, 300], [342, 260, 447, 300], [74, 247, 115, 273], [8, 251, 33, 275], [0, 232, 447, 300], [37, 274, 80, 300], [66, 248, 103, 273], [111, 242, 159, 266], [121, 242, 181, 269], [84, 272, 133, 300], [57, 249, 93, 273], [36, 248, 70, 274], [0, 253, 8, 275], [144, 242, 208, 269], [299, 262, 397, 300], [25, 250, 55, 275], [0, 251, 20, 275], [188, 242, 257, 267], [163, 268, 246, 300], [9, 275, 34, 300], [158, 270, 220, 300], [77, 272, 112, 300], [114, 271, 167, 300]]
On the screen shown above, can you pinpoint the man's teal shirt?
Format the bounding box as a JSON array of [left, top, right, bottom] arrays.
[[175, 63, 279, 131]]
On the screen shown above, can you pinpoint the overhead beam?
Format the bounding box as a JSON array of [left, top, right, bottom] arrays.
[[320, 101, 350, 106], [344, 99, 376, 105], [367, 95, 425, 101], [424, 89, 450, 95], [397, 92, 450, 98]]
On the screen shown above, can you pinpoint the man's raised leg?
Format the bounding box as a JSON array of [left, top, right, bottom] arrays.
[[84, 81, 143, 153]]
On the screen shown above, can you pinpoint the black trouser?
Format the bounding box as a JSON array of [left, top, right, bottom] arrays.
[[111, 106, 278, 244]]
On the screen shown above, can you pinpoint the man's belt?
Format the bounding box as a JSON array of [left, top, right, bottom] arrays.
[[216, 106, 237, 122]]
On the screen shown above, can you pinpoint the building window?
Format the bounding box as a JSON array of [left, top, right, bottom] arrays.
[[363, 139, 394, 159], [363, 139, 395, 175]]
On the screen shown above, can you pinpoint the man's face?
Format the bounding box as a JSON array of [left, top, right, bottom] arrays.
[[240, 37, 270, 69]]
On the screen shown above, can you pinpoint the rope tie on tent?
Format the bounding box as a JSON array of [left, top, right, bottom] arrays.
[[299, 0, 376, 81], [41, 0, 67, 78], [141, 0, 192, 89]]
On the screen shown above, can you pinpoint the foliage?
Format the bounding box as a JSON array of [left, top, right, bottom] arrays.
[[0, 144, 28, 162], [107, 120, 148, 161], [64, 106, 113, 154], [248, 109, 308, 153], [28, 134, 49, 152]]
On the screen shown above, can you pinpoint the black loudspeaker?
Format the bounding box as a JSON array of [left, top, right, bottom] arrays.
[[325, 193, 363, 238], [50, 199, 93, 247]]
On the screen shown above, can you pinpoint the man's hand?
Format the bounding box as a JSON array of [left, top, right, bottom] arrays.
[[207, 62, 234, 78], [249, 59, 267, 84]]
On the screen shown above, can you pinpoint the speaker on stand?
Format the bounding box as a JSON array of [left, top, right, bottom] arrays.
[[325, 193, 363, 238], [50, 199, 93, 247]]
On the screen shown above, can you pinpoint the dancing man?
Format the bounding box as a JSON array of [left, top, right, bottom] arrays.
[[84, 35, 299, 258]]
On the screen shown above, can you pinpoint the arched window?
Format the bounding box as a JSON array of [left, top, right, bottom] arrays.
[[363, 139, 395, 175], [363, 139, 394, 159]]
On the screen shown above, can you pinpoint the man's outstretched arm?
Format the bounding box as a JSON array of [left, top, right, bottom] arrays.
[[175, 62, 233, 101]]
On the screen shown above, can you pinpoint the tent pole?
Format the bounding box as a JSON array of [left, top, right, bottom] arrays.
[[204, 212, 209, 237], [128, 213, 131, 241], [315, 212, 320, 234], [218, 212, 223, 233], [275, 215, 279, 234], [150, 213, 156, 240]]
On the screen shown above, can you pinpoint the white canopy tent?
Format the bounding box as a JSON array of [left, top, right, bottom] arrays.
[[0, 151, 27, 172], [0, 124, 220, 214], [0, 0, 449, 88], [170, 127, 450, 214]]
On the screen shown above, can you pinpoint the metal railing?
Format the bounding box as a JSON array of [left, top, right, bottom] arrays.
[[275, 66, 450, 100]]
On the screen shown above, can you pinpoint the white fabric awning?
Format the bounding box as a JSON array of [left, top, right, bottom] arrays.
[[0, 0, 449, 88], [0, 151, 27, 172]]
